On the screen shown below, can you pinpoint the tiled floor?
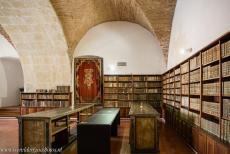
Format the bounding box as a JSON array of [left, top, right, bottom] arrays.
[[0, 118, 18, 154], [0, 118, 194, 154]]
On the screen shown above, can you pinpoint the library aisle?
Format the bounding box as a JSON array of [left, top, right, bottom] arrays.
[[0, 118, 194, 154], [61, 119, 194, 154]]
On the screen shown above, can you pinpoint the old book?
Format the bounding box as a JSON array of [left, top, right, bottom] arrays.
[[190, 98, 200, 111], [182, 96, 189, 107], [190, 83, 200, 95], [202, 101, 220, 117], [190, 69, 200, 82], [181, 62, 189, 74], [201, 118, 220, 137], [222, 99, 230, 119]]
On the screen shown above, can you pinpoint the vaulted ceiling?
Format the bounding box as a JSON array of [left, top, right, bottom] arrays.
[[50, 0, 177, 62]]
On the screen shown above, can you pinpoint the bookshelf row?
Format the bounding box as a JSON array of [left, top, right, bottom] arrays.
[[163, 32, 230, 146], [20, 92, 71, 115], [104, 74, 162, 117]]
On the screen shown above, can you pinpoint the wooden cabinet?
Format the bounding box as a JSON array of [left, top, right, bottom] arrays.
[[192, 127, 199, 151], [206, 136, 215, 154], [198, 131, 207, 154], [129, 103, 159, 153], [214, 141, 230, 154]]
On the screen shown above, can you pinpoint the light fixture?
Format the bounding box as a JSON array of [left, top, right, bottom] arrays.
[[109, 64, 116, 71], [180, 48, 193, 55]]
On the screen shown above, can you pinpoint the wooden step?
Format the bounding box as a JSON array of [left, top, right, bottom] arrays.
[[0, 106, 20, 117]]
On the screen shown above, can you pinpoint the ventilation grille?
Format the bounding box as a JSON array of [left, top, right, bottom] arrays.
[[117, 62, 127, 66]]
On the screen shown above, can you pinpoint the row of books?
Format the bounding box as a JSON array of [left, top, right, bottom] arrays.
[[181, 62, 189, 74], [133, 88, 147, 93], [104, 83, 118, 87], [203, 82, 220, 96], [201, 118, 220, 137], [104, 76, 117, 81], [147, 82, 161, 87], [182, 97, 189, 107], [37, 94, 53, 99], [21, 100, 69, 107], [190, 69, 200, 82], [202, 44, 219, 65], [190, 98, 200, 111], [221, 119, 230, 143], [222, 81, 230, 96], [118, 76, 132, 81], [133, 82, 146, 87], [181, 73, 189, 84], [175, 82, 180, 88], [104, 88, 118, 93], [175, 75, 180, 81], [202, 101, 220, 117], [223, 99, 230, 119], [189, 111, 200, 126], [181, 85, 189, 95], [175, 89, 180, 94], [21, 93, 70, 100], [203, 64, 219, 80], [190, 54, 201, 70], [166, 100, 174, 106], [147, 89, 162, 93], [166, 83, 174, 89], [175, 95, 181, 102], [175, 68, 180, 75], [190, 83, 200, 95], [221, 40, 230, 58], [104, 76, 162, 82], [21, 94, 37, 99], [170, 71, 174, 77], [117, 94, 133, 100], [56, 86, 70, 93], [168, 94, 174, 100], [222, 61, 230, 77], [104, 94, 117, 99]]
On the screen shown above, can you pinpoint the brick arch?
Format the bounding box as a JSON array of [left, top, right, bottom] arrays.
[[51, 0, 176, 62], [0, 24, 14, 47]]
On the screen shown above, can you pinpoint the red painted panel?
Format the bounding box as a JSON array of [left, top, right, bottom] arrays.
[[76, 59, 101, 103]]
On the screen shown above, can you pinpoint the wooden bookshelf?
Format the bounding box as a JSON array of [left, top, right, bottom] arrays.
[[20, 92, 71, 115], [103, 74, 162, 118], [163, 32, 230, 153]]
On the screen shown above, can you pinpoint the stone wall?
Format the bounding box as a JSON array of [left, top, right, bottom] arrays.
[[0, 0, 71, 91]]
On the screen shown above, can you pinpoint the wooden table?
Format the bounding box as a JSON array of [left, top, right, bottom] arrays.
[[18, 103, 95, 154], [77, 108, 120, 154], [129, 103, 160, 153]]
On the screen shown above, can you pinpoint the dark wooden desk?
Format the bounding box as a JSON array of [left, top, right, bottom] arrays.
[[77, 108, 120, 154]]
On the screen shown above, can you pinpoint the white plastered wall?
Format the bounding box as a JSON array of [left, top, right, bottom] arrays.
[[167, 0, 230, 69], [73, 21, 166, 74]]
